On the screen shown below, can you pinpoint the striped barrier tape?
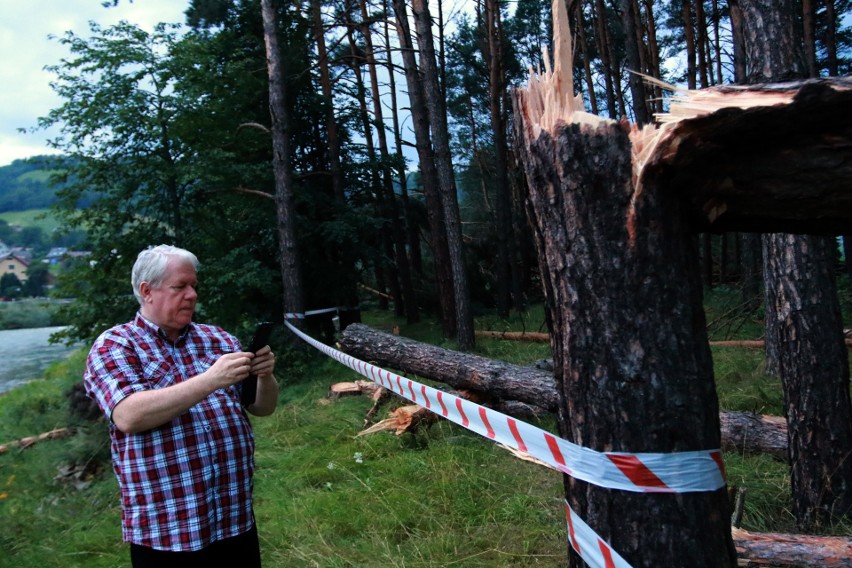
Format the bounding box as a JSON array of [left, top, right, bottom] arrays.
[[285, 307, 345, 320], [285, 321, 643, 567], [565, 501, 631, 568], [283, 321, 726, 494]]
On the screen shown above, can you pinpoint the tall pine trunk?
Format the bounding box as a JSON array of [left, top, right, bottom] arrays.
[[261, 0, 304, 323], [391, 0, 456, 338], [410, 0, 474, 351], [739, 0, 852, 529]]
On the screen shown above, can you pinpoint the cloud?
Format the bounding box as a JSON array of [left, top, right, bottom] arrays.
[[0, 0, 188, 167]]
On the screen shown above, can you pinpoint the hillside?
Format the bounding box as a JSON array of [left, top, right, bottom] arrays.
[[0, 156, 68, 213]]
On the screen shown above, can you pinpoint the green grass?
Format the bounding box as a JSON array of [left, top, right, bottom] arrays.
[[0, 303, 849, 567], [0, 209, 61, 234]]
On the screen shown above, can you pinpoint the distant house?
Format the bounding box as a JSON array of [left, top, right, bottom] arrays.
[[46, 247, 69, 264], [1, 253, 30, 283]]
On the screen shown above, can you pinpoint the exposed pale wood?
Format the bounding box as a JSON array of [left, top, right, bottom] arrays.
[[732, 527, 852, 568], [356, 405, 436, 436], [328, 380, 381, 399], [475, 330, 550, 343]]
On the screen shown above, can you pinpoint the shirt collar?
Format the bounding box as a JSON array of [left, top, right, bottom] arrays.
[[134, 312, 193, 344]]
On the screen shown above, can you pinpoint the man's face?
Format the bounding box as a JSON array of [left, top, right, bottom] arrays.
[[140, 258, 198, 339]]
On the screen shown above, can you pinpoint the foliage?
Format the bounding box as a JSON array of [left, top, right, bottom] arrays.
[[0, 300, 68, 330], [0, 156, 69, 213]]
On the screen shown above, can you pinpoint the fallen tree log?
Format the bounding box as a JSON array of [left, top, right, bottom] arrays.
[[732, 527, 852, 568], [339, 323, 560, 409], [339, 323, 789, 460]]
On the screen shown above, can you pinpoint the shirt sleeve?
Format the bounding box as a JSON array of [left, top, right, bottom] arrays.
[[83, 330, 149, 421]]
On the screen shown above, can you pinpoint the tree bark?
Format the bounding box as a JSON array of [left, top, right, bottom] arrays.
[[339, 323, 792, 460], [410, 0, 474, 351], [391, 0, 456, 338], [484, 0, 514, 318], [619, 0, 650, 124], [382, 3, 422, 276], [512, 4, 736, 563], [356, 0, 418, 324], [261, 0, 304, 322], [738, 0, 852, 530], [763, 233, 852, 527], [732, 528, 852, 568]]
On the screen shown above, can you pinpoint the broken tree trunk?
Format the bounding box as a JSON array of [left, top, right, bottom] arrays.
[[339, 323, 790, 460], [511, 1, 735, 564]]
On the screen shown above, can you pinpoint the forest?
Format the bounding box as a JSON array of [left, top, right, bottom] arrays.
[[27, 0, 852, 566]]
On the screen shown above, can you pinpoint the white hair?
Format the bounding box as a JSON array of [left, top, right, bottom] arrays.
[[131, 245, 199, 305]]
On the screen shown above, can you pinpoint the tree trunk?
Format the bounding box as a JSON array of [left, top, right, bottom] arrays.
[[740, 233, 762, 311], [310, 0, 359, 310], [683, 0, 697, 89], [356, 0, 418, 324], [739, 0, 852, 530], [824, 0, 838, 75], [728, 0, 748, 83], [485, 0, 513, 318], [510, 5, 735, 564], [410, 0, 474, 351], [383, 3, 422, 276], [802, 0, 818, 77], [620, 0, 650, 124], [763, 233, 852, 527], [339, 323, 792, 460], [261, 0, 304, 322], [390, 0, 456, 338], [592, 0, 618, 118]]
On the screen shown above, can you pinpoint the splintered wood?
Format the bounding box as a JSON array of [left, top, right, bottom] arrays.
[[516, 0, 852, 235]]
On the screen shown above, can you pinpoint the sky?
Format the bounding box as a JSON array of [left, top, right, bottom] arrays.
[[0, 0, 190, 167]]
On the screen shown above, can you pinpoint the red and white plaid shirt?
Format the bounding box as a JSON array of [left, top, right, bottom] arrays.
[[84, 313, 255, 551]]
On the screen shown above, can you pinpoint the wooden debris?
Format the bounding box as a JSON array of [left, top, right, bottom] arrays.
[[475, 330, 550, 343], [356, 405, 436, 437], [733, 527, 852, 568], [0, 427, 74, 455], [328, 380, 382, 400]]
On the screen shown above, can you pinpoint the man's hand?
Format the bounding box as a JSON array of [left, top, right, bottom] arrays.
[[249, 345, 275, 379], [206, 351, 255, 389]]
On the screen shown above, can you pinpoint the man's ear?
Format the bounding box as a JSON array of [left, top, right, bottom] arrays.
[[139, 282, 153, 303]]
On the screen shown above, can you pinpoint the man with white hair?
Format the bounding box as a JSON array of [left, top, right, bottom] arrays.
[[84, 244, 278, 567]]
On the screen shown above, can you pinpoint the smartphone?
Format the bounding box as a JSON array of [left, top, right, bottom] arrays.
[[240, 322, 276, 406]]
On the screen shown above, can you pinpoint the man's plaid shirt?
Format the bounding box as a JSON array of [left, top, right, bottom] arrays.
[[84, 313, 255, 551]]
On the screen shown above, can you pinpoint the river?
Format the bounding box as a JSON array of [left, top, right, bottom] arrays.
[[0, 326, 80, 394]]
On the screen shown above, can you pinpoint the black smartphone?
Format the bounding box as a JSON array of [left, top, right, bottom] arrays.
[[240, 322, 276, 406]]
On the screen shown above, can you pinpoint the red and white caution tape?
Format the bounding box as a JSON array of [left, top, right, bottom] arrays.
[[565, 501, 632, 568], [284, 321, 726, 494]]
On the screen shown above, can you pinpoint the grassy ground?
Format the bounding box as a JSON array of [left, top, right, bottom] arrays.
[[0, 209, 60, 234], [0, 295, 849, 567]]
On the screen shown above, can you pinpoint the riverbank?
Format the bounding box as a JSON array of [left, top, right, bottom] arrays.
[[0, 298, 71, 330], [0, 326, 79, 394]]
